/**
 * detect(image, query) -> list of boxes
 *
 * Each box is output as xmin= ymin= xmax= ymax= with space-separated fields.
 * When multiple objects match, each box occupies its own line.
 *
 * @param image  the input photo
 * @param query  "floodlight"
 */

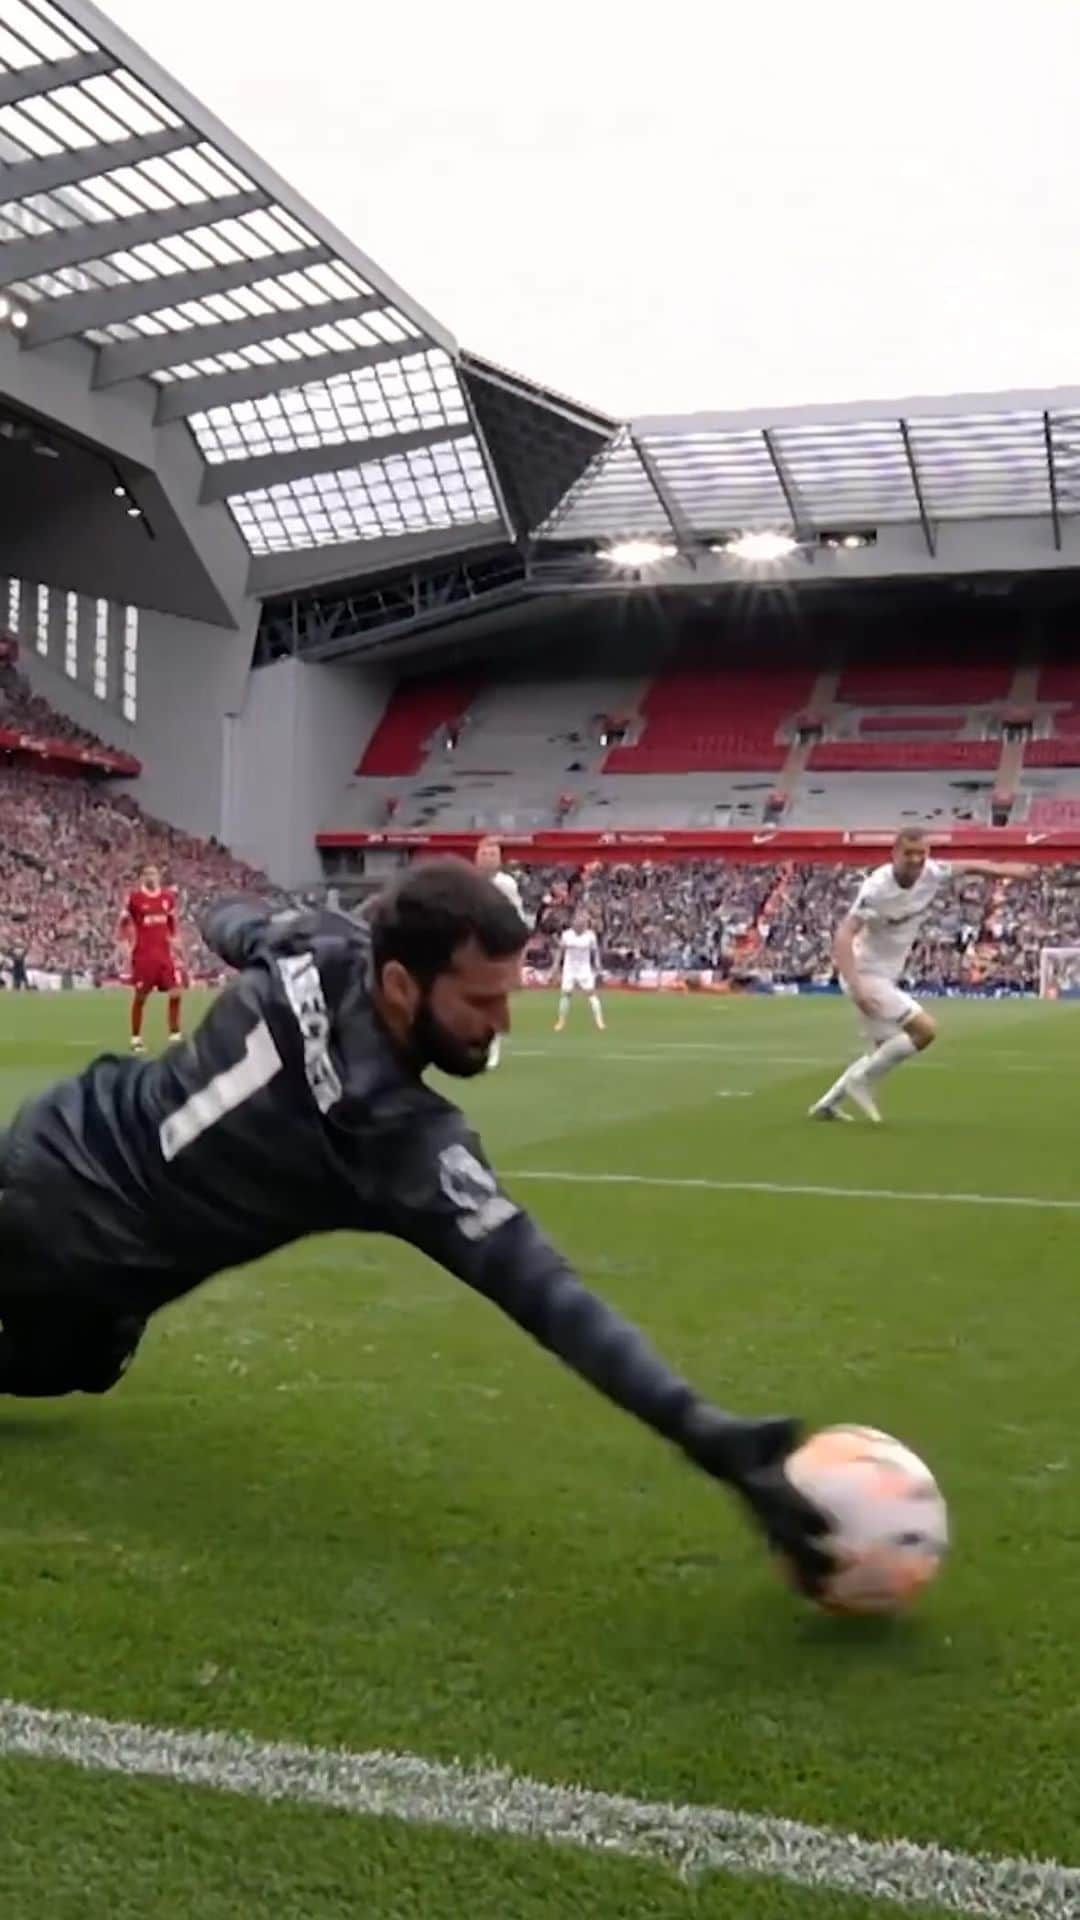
xmin=602 ymin=539 xmax=676 ymax=569
xmin=720 ymin=530 xmax=798 ymax=563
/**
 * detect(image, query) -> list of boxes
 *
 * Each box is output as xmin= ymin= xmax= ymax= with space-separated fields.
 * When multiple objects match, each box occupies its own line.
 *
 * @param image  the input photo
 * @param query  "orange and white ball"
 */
xmin=784 ymin=1424 xmax=948 ymax=1615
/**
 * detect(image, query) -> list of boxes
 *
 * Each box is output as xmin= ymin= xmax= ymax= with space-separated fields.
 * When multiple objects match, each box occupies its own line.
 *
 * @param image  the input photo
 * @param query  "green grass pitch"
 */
xmin=0 ymin=986 xmax=1078 ymax=1917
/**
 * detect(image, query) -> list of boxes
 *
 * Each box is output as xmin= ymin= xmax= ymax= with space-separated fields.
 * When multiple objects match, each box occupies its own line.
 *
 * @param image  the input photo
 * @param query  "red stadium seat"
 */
xmin=836 ymin=662 xmax=1013 ymax=704
xmin=358 ymin=676 xmax=480 ymax=777
xmin=604 ymin=660 xmax=814 ymax=773
xmin=808 ymin=740 xmax=1001 ymax=771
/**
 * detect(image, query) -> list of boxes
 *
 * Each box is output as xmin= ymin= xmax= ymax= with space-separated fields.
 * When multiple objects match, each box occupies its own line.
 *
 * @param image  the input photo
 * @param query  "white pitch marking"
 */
xmin=0 ymin=1698 xmax=1074 ymax=1918
xmin=506 ymin=1170 xmax=1080 ymax=1213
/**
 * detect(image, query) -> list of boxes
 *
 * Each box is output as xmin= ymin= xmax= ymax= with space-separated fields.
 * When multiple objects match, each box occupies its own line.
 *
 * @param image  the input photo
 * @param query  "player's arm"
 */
xmin=831 ymin=911 xmax=864 ymax=987
xmin=117 ymin=895 xmax=137 ymax=971
xmin=831 ymin=908 xmax=884 ymax=1015
xmin=201 ymin=896 xmax=275 ymax=971
xmin=373 ymin=1114 xmax=832 ymax=1590
xmin=952 ymin=860 xmax=1038 ymax=881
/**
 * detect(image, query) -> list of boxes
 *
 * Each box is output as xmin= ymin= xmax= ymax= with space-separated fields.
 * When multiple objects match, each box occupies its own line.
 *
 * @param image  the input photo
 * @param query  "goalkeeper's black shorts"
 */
xmin=0 ymin=1130 xmax=146 ymax=1398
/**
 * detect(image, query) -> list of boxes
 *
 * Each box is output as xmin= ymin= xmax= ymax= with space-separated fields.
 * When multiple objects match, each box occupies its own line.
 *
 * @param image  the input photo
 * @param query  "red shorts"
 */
xmin=132 ymin=955 xmax=179 ymax=994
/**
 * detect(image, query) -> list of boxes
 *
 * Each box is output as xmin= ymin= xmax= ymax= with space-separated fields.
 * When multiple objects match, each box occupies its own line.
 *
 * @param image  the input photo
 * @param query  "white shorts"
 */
xmin=561 ymin=971 xmax=597 ymax=994
xmin=844 ymin=976 xmax=921 ymax=1044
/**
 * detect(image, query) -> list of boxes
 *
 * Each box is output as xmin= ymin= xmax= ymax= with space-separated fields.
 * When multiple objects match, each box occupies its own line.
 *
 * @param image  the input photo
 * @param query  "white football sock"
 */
xmin=815 ymin=1032 xmax=918 ymax=1110
xmin=589 ymin=994 xmax=604 ymax=1028
xmin=860 ymin=1032 xmax=918 ymax=1083
xmin=558 ymin=993 xmax=570 ymax=1023
xmin=487 ymin=1034 xmax=501 ymax=1068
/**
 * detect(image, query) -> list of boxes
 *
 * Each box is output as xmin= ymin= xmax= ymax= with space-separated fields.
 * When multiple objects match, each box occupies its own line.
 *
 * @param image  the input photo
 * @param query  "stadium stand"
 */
xmin=835 ymin=661 xmax=1015 ymax=704
xmin=787 ymin=772 xmax=995 ymax=829
xmin=1036 ymin=664 xmax=1080 ymax=703
xmin=1026 ymin=795 xmax=1080 ymax=831
xmin=859 ymin=714 xmax=963 ymax=733
xmin=357 ymin=676 xmax=481 ymax=778
xmin=0 ymin=659 xmax=277 ymax=979
xmin=0 ymin=761 xmax=278 ymax=982
xmin=603 ymin=660 xmax=817 ymax=774
xmin=521 ymin=860 xmax=1080 ymax=996
xmin=1022 ymin=737 xmax=1080 ymax=766
xmin=807 ymin=740 xmax=1002 ymax=771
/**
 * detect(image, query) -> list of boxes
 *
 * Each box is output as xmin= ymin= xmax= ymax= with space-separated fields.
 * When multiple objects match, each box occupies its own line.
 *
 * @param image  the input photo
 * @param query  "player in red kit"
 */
xmin=120 ymin=863 xmax=184 ymax=1053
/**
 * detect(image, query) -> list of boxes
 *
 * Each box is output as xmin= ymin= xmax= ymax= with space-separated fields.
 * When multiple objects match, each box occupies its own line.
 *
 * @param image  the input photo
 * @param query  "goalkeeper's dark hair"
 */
xmin=369 ymin=857 xmax=528 ymax=989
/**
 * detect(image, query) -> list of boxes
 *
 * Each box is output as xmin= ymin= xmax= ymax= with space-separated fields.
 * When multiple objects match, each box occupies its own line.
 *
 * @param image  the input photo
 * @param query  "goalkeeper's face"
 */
xmin=413 ymin=939 xmax=522 ymax=1077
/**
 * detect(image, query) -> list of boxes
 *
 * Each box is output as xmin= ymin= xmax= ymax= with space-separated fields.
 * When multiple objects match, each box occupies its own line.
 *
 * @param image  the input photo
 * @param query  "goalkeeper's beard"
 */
xmin=411 ymin=997 xmax=493 ymax=1078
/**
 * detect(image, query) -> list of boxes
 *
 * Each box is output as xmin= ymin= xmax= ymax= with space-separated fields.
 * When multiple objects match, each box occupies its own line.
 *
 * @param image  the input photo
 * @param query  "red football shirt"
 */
xmin=126 ymin=886 xmax=177 ymax=961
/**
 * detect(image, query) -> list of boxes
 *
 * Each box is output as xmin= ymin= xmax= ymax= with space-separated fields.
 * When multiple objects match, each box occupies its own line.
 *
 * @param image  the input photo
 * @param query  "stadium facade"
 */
xmin=3 ymin=0 xmax=1080 ymax=885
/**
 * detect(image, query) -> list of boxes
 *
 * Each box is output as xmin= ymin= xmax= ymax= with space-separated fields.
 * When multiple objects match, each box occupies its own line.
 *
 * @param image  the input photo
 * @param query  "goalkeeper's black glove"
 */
xmin=680 ymin=1405 xmax=835 ymax=1597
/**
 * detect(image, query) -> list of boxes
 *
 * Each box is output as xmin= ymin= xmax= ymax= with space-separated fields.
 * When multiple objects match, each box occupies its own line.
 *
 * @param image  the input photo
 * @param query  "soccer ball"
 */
xmin=784 ymin=1424 xmax=948 ymax=1615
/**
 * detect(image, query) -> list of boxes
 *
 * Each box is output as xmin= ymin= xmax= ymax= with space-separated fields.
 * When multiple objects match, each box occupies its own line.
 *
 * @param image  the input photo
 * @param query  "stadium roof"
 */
xmin=537 ymin=395 xmax=1080 ymax=556
xmin=0 ymin=0 xmax=612 ymax=595
xmin=3 ymin=0 xmax=1080 ymax=634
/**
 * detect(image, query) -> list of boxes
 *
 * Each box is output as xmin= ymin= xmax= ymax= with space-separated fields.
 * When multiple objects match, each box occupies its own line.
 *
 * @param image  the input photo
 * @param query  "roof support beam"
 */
xmin=1044 ymin=411 xmax=1063 ymax=552
xmin=21 ymin=243 xmax=331 ymax=347
xmin=1 ymin=127 xmax=199 ymax=204
xmin=761 ymin=428 xmax=811 ymax=537
xmin=631 ymin=434 xmax=694 ymax=546
xmin=94 ymin=291 xmax=388 ymax=387
xmin=157 ymin=338 xmax=413 ymax=423
xmin=0 ymin=49 xmax=115 ymax=109
xmin=0 ymin=187 xmax=268 ymax=285
xmin=898 ymin=418 xmax=936 ymax=556
xmin=202 ymin=421 xmax=472 ymax=504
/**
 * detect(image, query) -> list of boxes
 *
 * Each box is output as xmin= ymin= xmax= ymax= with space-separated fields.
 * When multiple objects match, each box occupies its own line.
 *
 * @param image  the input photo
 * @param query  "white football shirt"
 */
xmin=561 ymin=927 xmax=599 ymax=979
xmin=849 ymin=859 xmax=953 ymax=980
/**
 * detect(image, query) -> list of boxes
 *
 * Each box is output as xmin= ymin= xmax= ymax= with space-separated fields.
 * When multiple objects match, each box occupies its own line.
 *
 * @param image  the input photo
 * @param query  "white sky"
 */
xmin=105 ymin=0 xmax=1080 ymax=421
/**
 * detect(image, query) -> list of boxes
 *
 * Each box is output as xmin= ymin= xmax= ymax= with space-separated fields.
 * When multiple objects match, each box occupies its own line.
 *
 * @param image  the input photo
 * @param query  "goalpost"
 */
xmin=1038 ymin=948 xmax=1080 ymax=999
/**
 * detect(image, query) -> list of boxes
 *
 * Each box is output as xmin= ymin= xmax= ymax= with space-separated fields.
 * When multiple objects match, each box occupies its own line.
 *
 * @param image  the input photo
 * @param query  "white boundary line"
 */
xmin=506 ymin=1171 xmax=1080 ymax=1213
xmin=0 ymin=1698 xmax=1075 ymax=1917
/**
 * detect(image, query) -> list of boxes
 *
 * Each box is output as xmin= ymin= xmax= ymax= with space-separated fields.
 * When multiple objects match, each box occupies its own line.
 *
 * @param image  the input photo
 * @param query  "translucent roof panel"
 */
xmin=0 ymin=0 xmax=96 ymax=66
xmin=5 ymin=204 xmax=319 ymax=303
xmin=537 ymin=428 xmax=668 ymax=539
xmin=771 ymin=419 xmax=916 ymax=524
xmin=906 ymin=412 xmax=1049 ymax=519
xmin=0 ymin=68 xmax=182 ymax=163
xmin=81 ymin=260 xmax=377 ymax=347
xmin=152 ymin=310 xmax=418 ymax=385
xmin=0 ymin=0 xmax=506 ymax=576
xmin=1048 ymin=412 xmax=1080 ymax=511
xmin=0 ymin=143 xmax=252 ymax=242
xmin=189 ymin=350 xmax=468 ymax=463
xmin=228 ymin=435 xmax=499 ymax=555
xmin=648 ymin=429 xmax=790 ymax=530
xmin=538 ymin=409 xmax=1080 ymax=542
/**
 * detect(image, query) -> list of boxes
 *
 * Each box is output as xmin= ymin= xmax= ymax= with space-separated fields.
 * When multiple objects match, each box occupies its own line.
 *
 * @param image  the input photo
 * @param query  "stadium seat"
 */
xmin=604 ymin=661 xmax=815 ymax=773
xmin=808 ymin=740 xmax=1001 ymax=771
xmin=836 ymin=663 xmax=1013 ymax=704
xmin=358 ymin=676 xmax=480 ymax=777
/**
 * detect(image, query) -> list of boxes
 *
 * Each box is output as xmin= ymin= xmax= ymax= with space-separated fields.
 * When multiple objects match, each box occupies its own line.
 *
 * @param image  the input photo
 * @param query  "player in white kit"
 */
xmin=475 ymin=837 xmax=530 ymax=1068
xmin=809 ymin=830 xmax=1035 ymax=1123
xmin=554 ymin=906 xmax=605 ymax=1033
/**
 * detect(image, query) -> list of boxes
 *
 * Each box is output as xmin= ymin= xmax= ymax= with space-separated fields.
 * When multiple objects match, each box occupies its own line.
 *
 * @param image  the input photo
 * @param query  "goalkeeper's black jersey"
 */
xmin=0 ymin=900 xmax=696 ymax=1443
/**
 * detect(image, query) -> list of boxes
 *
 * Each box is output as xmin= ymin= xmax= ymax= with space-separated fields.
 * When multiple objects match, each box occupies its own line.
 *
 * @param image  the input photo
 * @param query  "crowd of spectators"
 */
xmin=518 ymin=859 xmax=1080 ymax=993
xmin=0 ymin=763 xmax=279 ymax=982
xmin=5 ymin=728 xmax=1080 ymax=995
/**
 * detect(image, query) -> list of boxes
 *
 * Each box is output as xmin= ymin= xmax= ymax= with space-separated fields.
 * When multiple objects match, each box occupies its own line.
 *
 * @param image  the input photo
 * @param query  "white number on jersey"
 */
xmin=159 ymin=1019 xmax=284 ymax=1163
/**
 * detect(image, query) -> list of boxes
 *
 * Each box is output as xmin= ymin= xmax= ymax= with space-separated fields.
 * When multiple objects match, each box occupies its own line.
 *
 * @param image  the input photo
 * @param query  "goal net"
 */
xmin=1038 ymin=947 xmax=1080 ymax=999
